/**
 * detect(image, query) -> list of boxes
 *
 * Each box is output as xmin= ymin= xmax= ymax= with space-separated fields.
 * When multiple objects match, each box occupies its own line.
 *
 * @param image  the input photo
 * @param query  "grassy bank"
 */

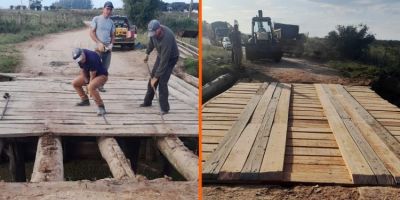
xmin=202 ymin=44 xmax=234 ymax=84
xmin=0 ymin=10 xmax=96 ymax=73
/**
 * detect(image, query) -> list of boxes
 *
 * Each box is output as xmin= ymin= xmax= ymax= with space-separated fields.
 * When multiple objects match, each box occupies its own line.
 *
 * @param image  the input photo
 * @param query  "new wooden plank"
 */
xmin=202 ymin=83 xmax=269 ymax=179
xmin=324 ymin=85 xmax=394 ymax=185
xmin=287 ymin=132 xmax=336 ymax=140
xmin=284 ymin=155 xmax=345 ymax=166
xmin=283 ymin=172 xmax=353 ymax=184
xmin=286 ymin=147 xmax=341 ymax=156
xmin=240 ymin=84 xmax=282 ymax=180
xmin=218 ymin=83 xmax=279 ymax=180
xmin=287 ymin=139 xmax=338 ymax=148
xmin=259 ymin=83 xmax=291 ymax=180
xmin=315 ymin=84 xmax=376 ymax=184
xmin=335 ymin=85 xmax=400 ymax=183
xmin=219 ymin=124 xmax=261 ymax=180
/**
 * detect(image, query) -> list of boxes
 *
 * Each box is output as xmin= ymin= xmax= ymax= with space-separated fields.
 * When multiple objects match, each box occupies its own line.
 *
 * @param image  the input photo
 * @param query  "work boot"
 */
xmin=161 ymin=110 xmax=169 ymax=115
xmin=98 ymin=86 xmax=106 ymax=92
xmin=139 ymin=103 xmax=152 ymax=107
xmin=76 ymin=99 xmax=90 ymax=106
xmin=97 ymin=105 xmax=106 ymax=116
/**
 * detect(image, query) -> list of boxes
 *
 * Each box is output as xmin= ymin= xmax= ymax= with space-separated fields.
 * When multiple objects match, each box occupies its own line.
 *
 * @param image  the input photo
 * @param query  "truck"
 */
xmin=29 ymin=0 xmax=42 ymax=11
xmin=245 ymin=10 xmax=283 ymax=62
xmin=210 ymin=21 xmax=231 ymax=46
xmin=110 ymin=15 xmax=137 ymax=50
xmin=274 ymin=23 xmax=305 ymax=56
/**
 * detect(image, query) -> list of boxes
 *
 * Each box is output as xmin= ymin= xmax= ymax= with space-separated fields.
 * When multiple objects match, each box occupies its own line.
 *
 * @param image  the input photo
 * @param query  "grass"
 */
xmin=327 ymin=60 xmax=381 ymax=79
xmin=183 ymin=57 xmax=198 ymax=77
xmin=202 ymin=44 xmax=235 ymax=84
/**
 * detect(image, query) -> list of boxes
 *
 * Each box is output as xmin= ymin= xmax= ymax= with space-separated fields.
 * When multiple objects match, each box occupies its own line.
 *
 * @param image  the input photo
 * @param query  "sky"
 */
xmin=203 ymin=0 xmax=400 ymax=40
xmin=1 ymin=0 xmax=195 ymax=9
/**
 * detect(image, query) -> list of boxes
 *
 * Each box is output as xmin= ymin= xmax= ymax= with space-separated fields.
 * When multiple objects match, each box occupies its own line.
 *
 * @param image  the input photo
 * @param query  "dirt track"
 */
xmin=16 ymin=24 xmax=156 ymax=80
xmin=240 ymin=57 xmax=371 ymax=85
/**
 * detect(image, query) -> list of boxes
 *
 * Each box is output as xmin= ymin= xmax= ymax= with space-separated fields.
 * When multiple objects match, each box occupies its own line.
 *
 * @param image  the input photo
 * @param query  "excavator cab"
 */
xmin=245 ymin=10 xmax=283 ymax=62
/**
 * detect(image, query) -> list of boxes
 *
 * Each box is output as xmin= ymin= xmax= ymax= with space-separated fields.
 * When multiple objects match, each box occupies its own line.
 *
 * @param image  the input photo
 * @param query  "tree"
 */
xmin=123 ymin=0 xmax=161 ymax=28
xmin=327 ymin=24 xmax=375 ymax=60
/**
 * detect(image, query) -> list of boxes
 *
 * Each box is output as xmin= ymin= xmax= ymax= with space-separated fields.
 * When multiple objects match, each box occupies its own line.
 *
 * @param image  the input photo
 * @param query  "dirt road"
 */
xmin=240 ymin=57 xmax=370 ymax=85
xmin=16 ymin=25 xmax=154 ymax=80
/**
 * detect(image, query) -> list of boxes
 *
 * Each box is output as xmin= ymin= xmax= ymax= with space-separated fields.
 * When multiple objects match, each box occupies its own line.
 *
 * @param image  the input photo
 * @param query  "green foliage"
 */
xmin=158 ymin=12 xmax=197 ymax=32
xmin=327 ymin=60 xmax=380 ymax=78
xmin=123 ymin=0 xmax=161 ymax=28
xmin=202 ymin=44 xmax=234 ymax=84
xmin=327 ymin=24 xmax=375 ymax=60
xmin=0 ymin=10 xmax=89 ymax=73
xmin=183 ymin=58 xmax=198 ymax=77
xmin=303 ymin=37 xmax=338 ymax=60
xmin=52 ymin=0 xmax=93 ymax=9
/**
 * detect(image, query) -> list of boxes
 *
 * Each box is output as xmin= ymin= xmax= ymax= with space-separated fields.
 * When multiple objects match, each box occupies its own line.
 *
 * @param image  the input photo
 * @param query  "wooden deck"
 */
xmin=0 ymin=76 xmax=198 ymax=137
xmin=202 ymin=82 xmax=400 ymax=185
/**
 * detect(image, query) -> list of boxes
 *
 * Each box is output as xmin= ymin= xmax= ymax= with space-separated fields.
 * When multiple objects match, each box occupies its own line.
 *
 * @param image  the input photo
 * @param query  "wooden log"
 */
xmin=31 ymin=136 xmax=63 ymax=182
xmin=6 ymin=139 xmax=26 ymax=182
xmin=203 ymin=73 xmax=237 ymax=103
xmin=97 ymin=137 xmax=136 ymax=179
xmin=155 ymin=136 xmax=198 ymax=181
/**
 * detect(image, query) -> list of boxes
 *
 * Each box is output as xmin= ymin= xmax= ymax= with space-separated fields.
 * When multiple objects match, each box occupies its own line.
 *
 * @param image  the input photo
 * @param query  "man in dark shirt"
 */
xmin=229 ymin=23 xmax=243 ymax=69
xmin=72 ymin=48 xmax=108 ymax=115
xmin=141 ymin=19 xmax=179 ymax=115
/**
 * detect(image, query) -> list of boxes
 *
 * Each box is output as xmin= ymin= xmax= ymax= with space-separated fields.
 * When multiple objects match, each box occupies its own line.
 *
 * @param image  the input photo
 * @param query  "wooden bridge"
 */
xmin=0 ymin=73 xmax=198 ymax=185
xmin=202 ymin=82 xmax=400 ymax=185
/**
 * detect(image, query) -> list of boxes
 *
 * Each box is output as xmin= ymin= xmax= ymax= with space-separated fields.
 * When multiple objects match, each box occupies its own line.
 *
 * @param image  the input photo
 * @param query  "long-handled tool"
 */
xmin=85 ymin=85 xmax=110 ymax=125
xmin=146 ymin=63 xmax=165 ymax=122
xmin=1 ymin=93 xmax=10 ymax=120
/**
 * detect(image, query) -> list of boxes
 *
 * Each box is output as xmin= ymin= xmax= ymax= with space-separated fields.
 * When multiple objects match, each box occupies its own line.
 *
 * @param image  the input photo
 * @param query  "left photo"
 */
xmin=0 ymin=0 xmax=199 ymax=199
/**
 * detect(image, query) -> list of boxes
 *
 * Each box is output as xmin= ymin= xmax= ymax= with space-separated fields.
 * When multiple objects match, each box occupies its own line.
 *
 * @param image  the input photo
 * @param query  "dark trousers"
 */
xmin=144 ymin=56 xmax=178 ymax=112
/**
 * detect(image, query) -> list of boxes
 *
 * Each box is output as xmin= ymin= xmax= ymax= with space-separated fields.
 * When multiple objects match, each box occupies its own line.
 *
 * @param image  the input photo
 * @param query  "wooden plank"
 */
xmin=218 ymin=83 xmax=278 ymax=180
xmin=288 ymin=132 xmax=336 ymax=140
xmin=323 ymin=85 xmax=394 ymax=185
xmin=202 ymin=83 xmax=269 ymax=179
xmin=315 ymin=84 xmax=376 ymax=184
xmin=335 ymin=85 xmax=400 ymax=183
xmin=283 ymin=172 xmax=353 ymax=184
xmin=259 ymin=83 xmax=291 ymax=180
xmin=284 ymin=155 xmax=345 ymax=166
xmin=286 ymin=147 xmax=341 ymax=156
xmin=218 ymin=124 xmax=261 ymax=180
xmin=240 ymin=84 xmax=282 ymax=180
xmin=287 ymin=139 xmax=338 ymax=148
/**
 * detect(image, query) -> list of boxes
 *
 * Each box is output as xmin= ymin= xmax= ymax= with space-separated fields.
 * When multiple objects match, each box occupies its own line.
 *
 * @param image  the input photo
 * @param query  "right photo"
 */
xmin=201 ymin=0 xmax=400 ymax=199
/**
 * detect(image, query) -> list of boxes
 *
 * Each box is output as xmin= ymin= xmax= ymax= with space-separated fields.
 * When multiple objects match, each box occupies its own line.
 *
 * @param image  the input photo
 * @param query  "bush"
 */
xmin=183 ymin=58 xmax=198 ymax=77
xmin=327 ymin=24 xmax=375 ymax=60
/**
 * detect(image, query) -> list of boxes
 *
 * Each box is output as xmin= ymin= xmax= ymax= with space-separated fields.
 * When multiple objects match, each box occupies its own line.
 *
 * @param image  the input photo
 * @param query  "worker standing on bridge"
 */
xmin=229 ymin=20 xmax=243 ymax=69
xmin=141 ymin=19 xmax=179 ymax=115
xmin=89 ymin=1 xmax=115 ymax=92
xmin=72 ymin=48 xmax=108 ymax=116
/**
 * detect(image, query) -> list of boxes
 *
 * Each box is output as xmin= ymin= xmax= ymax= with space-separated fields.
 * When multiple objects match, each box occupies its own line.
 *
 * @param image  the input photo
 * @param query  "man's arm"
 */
xmin=144 ymin=38 xmax=155 ymax=63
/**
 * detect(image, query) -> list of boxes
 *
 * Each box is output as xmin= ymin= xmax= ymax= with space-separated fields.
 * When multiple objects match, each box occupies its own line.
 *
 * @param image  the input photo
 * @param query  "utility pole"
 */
xmin=188 ymin=0 xmax=193 ymax=18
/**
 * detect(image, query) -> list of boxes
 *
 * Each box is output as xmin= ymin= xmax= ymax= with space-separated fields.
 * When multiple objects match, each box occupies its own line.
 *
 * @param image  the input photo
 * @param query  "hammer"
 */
xmin=1 ymin=93 xmax=10 ymax=120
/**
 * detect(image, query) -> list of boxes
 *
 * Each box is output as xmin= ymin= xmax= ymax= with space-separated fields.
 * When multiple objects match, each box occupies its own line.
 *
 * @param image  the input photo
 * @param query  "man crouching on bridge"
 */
xmin=72 ymin=48 xmax=108 ymax=116
xmin=141 ymin=19 xmax=179 ymax=115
